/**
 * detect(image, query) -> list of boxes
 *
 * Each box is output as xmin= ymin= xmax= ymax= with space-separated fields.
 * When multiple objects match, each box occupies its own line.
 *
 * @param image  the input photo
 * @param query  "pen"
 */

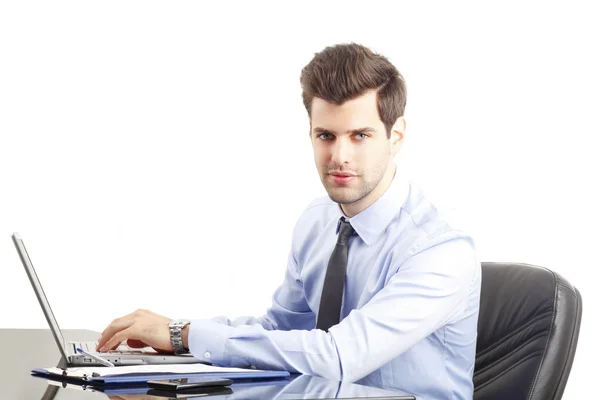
xmin=76 ymin=348 xmax=115 ymax=367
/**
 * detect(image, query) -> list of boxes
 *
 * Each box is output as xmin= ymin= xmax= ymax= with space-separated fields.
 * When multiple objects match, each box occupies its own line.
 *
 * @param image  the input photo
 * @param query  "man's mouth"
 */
xmin=330 ymin=172 xmax=357 ymax=177
xmin=329 ymin=172 xmax=357 ymax=184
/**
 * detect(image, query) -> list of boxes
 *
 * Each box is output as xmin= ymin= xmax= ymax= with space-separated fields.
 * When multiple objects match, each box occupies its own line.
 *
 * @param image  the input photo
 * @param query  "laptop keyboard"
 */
xmin=77 ymin=341 xmax=155 ymax=355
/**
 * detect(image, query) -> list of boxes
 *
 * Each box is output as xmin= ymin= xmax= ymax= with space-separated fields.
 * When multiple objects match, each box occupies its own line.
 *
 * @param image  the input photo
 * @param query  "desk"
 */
xmin=0 ymin=329 xmax=415 ymax=399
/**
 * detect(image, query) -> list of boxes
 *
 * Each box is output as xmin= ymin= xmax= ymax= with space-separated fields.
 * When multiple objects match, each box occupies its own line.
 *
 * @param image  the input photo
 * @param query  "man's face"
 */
xmin=310 ymin=90 xmax=398 ymax=209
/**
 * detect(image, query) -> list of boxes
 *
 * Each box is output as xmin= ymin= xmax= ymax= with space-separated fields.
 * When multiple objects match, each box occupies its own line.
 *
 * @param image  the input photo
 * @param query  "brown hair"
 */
xmin=300 ymin=43 xmax=407 ymax=138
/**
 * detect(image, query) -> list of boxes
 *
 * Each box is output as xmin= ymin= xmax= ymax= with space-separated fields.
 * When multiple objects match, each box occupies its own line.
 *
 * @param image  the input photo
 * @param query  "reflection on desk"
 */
xmin=41 ymin=374 xmax=415 ymax=399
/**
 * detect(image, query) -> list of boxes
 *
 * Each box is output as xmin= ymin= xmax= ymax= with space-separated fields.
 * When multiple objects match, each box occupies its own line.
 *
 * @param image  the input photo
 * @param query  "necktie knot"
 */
xmin=337 ymin=219 xmax=355 ymax=244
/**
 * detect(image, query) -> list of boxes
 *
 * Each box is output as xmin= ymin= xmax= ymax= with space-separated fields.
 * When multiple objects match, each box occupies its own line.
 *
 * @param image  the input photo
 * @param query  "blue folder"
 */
xmin=32 ymin=367 xmax=290 ymax=385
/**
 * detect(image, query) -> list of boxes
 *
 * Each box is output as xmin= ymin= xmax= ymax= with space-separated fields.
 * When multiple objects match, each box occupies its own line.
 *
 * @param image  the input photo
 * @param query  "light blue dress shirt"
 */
xmin=189 ymin=168 xmax=482 ymax=400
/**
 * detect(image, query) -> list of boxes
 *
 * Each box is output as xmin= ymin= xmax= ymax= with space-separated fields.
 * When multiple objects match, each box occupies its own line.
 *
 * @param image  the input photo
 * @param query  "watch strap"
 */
xmin=169 ymin=319 xmax=191 ymax=354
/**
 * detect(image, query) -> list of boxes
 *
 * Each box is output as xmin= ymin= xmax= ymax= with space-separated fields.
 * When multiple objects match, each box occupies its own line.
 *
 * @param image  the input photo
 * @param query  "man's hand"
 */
xmin=96 ymin=309 xmax=173 ymax=353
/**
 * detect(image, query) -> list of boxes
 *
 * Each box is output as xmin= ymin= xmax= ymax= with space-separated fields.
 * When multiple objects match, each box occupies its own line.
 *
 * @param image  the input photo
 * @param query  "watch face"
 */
xmin=170 ymin=319 xmax=190 ymax=328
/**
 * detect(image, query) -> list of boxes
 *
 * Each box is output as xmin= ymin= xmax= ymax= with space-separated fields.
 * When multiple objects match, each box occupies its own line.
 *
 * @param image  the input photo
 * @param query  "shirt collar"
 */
xmin=335 ymin=164 xmax=410 ymax=246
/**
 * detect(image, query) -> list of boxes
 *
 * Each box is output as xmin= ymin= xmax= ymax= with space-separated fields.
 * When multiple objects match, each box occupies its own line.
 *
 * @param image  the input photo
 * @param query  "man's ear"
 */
xmin=390 ymin=116 xmax=406 ymax=154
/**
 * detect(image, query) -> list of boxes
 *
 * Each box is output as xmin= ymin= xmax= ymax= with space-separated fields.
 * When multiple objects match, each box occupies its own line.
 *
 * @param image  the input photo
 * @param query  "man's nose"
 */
xmin=331 ymin=139 xmax=353 ymax=166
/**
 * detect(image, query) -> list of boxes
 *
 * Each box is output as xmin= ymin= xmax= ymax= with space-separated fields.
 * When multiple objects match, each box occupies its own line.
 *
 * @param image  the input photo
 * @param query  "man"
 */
xmin=97 ymin=43 xmax=481 ymax=399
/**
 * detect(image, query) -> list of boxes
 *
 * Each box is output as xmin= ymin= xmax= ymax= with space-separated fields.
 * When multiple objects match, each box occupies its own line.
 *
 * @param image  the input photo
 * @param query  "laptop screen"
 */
xmin=12 ymin=233 xmax=69 ymax=363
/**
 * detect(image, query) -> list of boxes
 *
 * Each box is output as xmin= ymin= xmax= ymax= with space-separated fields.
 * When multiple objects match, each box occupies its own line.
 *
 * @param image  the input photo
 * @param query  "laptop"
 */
xmin=12 ymin=232 xmax=202 ymax=367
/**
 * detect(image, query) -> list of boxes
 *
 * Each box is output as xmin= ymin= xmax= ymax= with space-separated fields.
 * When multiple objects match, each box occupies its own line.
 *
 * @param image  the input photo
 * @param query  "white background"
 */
xmin=1 ymin=1 xmax=597 ymax=397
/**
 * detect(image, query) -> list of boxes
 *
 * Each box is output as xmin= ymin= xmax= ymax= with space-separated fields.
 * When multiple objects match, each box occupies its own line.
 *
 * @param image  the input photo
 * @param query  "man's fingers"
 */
xmin=100 ymin=328 xmax=133 ymax=352
xmin=96 ymin=309 xmax=171 ymax=352
xmin=97 ymin=318 xmax=134 ymax=351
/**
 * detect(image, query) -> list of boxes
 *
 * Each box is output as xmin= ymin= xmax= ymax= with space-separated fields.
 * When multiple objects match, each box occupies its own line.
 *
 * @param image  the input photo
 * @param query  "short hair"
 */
xmin=300 ymin=43 xmax=407 ymax=138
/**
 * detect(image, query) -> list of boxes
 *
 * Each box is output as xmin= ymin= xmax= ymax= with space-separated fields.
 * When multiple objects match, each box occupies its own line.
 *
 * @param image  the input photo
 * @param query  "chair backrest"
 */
xmin=474 ymin=262 xmax=582 ymax=400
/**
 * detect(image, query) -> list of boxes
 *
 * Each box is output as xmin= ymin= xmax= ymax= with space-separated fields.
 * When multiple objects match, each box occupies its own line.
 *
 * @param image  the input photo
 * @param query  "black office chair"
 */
xmin=474 ymin=262 xmax=582 ymax=400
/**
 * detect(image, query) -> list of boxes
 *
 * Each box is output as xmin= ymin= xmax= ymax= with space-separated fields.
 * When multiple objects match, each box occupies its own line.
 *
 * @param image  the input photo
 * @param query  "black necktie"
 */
xmin=316 ymin=217 xmax=355 ymax=331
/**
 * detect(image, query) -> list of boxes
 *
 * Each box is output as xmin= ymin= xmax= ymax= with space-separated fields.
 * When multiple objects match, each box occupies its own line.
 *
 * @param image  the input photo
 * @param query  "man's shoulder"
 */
xmin=295 ymin=195 xmax=338 ymax=221
xmin=289 ymin=195 xmax=337 ymax=240
xmin=303 ymin=195 xmax=336 ymax=212
xmin=395 ymin=181 xmax=477 ymax=255
xmin=401 ymin=183 xmax=453 ymax=237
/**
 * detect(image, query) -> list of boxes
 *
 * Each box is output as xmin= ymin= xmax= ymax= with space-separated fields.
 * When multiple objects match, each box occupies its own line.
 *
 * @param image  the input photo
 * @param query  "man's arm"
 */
xmin=96 ymin=246 xmax=313 ymax=353
xmin=186 ymin=235 xmax=478 ymax=382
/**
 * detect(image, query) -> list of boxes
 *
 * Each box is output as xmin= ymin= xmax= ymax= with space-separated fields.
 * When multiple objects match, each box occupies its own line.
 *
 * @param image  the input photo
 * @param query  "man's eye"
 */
xmin=355 ymin=133 xmax=367 ymax=140
xmin=318 ymin=133 xmax=333 ymax=140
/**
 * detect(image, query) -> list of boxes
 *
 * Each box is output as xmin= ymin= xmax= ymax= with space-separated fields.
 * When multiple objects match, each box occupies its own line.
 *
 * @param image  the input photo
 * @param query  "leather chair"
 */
xmin=474 ymin=262 xmax=582 ymax=400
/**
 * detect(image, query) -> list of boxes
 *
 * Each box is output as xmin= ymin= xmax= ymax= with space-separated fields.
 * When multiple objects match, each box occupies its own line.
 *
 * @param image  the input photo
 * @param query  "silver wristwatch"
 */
xmin=169 ymin=319 xmax=191 ymax=354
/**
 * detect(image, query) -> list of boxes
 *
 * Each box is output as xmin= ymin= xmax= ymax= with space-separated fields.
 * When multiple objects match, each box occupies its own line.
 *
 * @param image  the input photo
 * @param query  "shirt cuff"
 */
xmin=188 ymin=319 xmax=234 ymax=366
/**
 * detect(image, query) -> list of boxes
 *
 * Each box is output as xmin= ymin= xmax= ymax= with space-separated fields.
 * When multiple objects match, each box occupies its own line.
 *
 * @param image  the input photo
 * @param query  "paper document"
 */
xmin=44 ymin=363 xmax=270 ymax=378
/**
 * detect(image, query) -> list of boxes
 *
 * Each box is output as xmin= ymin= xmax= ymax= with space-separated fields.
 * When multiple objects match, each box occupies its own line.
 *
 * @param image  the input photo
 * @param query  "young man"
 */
xmin=97 ymin=43 xmax=481 ymax=399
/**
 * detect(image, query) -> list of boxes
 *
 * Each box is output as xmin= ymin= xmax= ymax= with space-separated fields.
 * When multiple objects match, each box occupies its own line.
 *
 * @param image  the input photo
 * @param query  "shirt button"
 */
xmin=204 ymin=351 xmax=211 ymax=358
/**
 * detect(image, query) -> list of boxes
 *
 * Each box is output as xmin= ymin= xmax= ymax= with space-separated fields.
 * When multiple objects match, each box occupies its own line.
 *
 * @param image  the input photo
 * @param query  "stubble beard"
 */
xmin=321 ymin=158 xmax=389 ymax=206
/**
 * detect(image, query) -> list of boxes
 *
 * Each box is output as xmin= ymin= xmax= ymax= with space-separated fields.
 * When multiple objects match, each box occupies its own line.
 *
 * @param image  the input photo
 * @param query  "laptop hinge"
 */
xmin=57 ymin=355 xmax=68 ymax=369
xmin=56 ymin=343 xmax=75 ymax=369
